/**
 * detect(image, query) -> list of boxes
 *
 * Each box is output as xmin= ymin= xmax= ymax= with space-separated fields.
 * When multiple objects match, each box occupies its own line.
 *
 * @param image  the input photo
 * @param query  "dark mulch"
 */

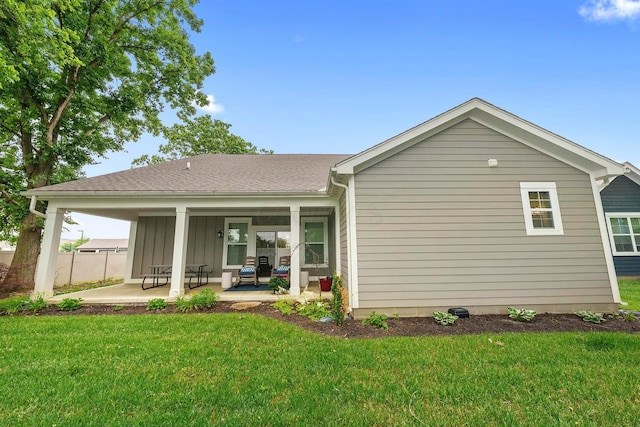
xmin=11 ymin=301 xmax=640 ymax=338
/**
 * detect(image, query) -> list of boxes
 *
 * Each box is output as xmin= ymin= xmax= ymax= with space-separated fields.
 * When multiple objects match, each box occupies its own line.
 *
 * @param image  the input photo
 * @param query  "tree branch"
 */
xmin=84 ymin=113 xmax=111 ymax=136
xmin=0 ymin=185 xmax=22 ymax=208
xmin=109 ymin=0 xmax=165 ymax=44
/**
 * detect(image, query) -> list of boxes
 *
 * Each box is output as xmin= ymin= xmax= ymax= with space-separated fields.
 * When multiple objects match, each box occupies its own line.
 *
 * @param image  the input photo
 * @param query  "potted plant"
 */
xmin=319 ymin=276 xmax=333 ymax=292
xmin=268 ymin=276 xmax=289 ymax=294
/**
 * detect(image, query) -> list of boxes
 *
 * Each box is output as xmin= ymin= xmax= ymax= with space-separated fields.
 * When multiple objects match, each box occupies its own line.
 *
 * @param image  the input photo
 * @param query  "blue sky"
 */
xmin=68 ymin=0 xmax=640 ymax=240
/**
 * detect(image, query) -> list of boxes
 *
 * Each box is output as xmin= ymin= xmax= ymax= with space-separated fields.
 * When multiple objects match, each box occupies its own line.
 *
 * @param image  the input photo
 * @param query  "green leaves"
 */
xmin=132 ymin=115 xmax=272 ymax=166
xmin=0 ymin=0 xmax=215 ymax=288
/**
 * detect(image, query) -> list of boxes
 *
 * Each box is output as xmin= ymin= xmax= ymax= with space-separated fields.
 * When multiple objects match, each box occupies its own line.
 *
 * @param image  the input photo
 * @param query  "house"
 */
xmin=600 ymin=162 xmax=640 ymax=277
xmin=77 ymin=238 xmax=129 ymax=253
xmin=27 ymin=98 xmax=626 ymax=317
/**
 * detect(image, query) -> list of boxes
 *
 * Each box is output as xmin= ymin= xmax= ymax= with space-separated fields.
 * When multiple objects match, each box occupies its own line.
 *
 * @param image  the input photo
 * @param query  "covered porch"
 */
xmin=33 ymin=199 xmax=343 ymax=302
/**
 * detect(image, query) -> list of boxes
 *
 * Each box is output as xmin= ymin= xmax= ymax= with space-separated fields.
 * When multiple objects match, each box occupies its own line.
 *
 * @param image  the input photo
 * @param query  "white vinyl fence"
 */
xmin=0 ymin=251 xmax=126 ymax=286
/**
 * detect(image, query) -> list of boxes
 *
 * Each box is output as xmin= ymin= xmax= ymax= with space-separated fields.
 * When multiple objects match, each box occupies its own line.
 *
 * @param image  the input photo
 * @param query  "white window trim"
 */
xmin=301 ymin=217 xmax=329 ymax=268
xmin=519 ymin=182 xmax=564 ymax=236
xmin=605 ymin=213 xmax=640 ymax=256
xmin=223 ymin=217 xmax=252 ymax=269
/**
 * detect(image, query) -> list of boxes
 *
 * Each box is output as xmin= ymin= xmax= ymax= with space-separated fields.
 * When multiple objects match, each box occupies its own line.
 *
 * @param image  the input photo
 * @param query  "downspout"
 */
xmin=30 ymin=196 xmax=47 ymax=219
xmin=330 ymin=174 xmax=354 ymax=311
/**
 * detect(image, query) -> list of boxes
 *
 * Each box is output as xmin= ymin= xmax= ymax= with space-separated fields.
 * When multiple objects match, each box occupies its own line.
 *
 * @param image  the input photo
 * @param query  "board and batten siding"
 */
xmin=131 ymin=216 xmax=224 ymax=278
xmin=601 ymin=175 xmax=640 ymax=276
xmin=352 ymin=119 xmax=615 ymax=316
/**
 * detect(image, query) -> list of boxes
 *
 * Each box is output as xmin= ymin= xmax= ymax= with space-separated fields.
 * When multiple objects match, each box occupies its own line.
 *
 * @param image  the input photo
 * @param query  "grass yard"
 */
xmin=1 ymin=313 xmax=639 ymax=426
xmin=619 ymin=279 xmax=640 ymax=310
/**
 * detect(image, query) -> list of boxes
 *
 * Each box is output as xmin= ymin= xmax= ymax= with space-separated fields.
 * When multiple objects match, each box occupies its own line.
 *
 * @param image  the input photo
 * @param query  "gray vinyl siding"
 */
xmin=601 ymin=175 xmax=640 ymax=276
xmin=353 ymin=119 xmax=613 ymax=311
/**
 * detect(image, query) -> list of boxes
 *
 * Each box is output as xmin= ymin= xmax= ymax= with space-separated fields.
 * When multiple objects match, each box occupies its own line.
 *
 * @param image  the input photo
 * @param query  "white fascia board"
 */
xmin=622 ymin=162 xmax=640 ymax=187
xmin=334 ymin=99 xmax=479 ymax=175
xmin=471 ymin=108 xmax=625 ymax=178
xmin=334 ymin=98 xmax=625 ymax=179
xmin=37 ymin=195 xmax=340 ymax=211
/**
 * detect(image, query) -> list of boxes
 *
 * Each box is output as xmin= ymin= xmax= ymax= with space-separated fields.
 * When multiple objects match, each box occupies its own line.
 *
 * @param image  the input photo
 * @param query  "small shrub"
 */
xmin=113 ymin=305 xmax=124 ymax=312
xmin=362 ymin=312 xmax=388 ymax=330
xmin=433 ymin=311 xmax=458 ymax=326
xmin=507 ymin=306 xmax=536 ymax=322
xmin=297 ymin=300 xmax=331 ymax=321
xmin=58 ymin=298 xmax=83 ymax=311
xmin=268 ymin=277 xmax=289 ymax=293
xmin=147 ymin=298 xmax=168 ymax=311
xmin=272 ymin=299 xmax=296 ymax=315
xmin=576 ymin=310 xmax=605 ymax=324
xmin=331 ymin=274 xmax=347 ymax=326
xmin=24 ymin=294 xmax=49 ymax=312
xmin=175 ymin=295 xmax=194 ymax=312
xmin=190 ymin=289 xmax=218 ymax=310
xmin=0 ymin=296 xmax=29 ymax=315
xmin=622 ymin=311 xmax=638 ymax=322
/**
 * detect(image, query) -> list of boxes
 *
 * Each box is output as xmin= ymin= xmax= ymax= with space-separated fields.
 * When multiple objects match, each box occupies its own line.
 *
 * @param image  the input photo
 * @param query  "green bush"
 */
xmin=0 ymin=296 xmax=29 ymax=315
xmin=362 ymin=312 xmax=388 ymax=330
xmin=190 ymin=289 xmax=218 ymax=310
xmin=576 ymin=310 xmax=605 ymax=324
xmin=507 ymin=306 xmax=536 ymax=322
xmin=433 ymin=311 xmax=458 ymax=326
xmin=146 ymin=298 xmax=168 ymax=311
xmin=23 ymin=294 xmax=49 ymax=312
xmin=272 ymin=299 xmax=296 ymax=315
xmin=297 ymin=300 xmax=331 ymax=321
xmin=175 ymin=296 xmax=193 ymax=313
xmin=622 ymin=311 xmax=637 ymax=322
xmin=268 ymin=277 xmax=289 ymax=292
xmin=113 ymin=305 xmax=124 ymax=312
xmin=58 ymin=298 xmax=83 ymax=311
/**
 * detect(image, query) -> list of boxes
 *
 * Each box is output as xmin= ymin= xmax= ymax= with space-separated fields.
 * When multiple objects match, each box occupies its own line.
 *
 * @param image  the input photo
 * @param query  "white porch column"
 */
xmin=124 ymin=220 xmax=137 ymax=283
xmin=33 ymin=206 xmax=65 ymax=298
xmin=169 ymin=207 xmax=189 ymax=298
xmin=289 ymin=205 xmax=301 ymax=296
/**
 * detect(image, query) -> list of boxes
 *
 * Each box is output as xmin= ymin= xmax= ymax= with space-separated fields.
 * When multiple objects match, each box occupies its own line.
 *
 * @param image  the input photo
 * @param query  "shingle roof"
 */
xmin=32 ymin=154 xmax=352 ymax=195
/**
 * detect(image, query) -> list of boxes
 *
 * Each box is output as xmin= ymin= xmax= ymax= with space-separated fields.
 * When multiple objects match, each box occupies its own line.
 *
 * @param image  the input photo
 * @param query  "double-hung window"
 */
xmin=606 ymin=215 xmax=640 ymax=255
xmin=224 ymin=218 xmax=250 ymax=267
xmin=519 ymin=182 xmax=564 ymax=236
xmin=302 ymin=218 xmax=328 ymax=267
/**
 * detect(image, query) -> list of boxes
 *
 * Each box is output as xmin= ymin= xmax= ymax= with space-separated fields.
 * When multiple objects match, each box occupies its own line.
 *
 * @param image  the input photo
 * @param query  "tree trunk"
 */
xmin=1 ymin=212 xmax=43 ymax=296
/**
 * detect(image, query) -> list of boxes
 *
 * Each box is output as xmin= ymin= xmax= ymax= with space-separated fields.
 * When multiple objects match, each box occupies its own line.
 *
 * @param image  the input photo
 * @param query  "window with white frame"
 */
xmin=607 ymin=215 xmax=640 ymax=255
xmin=224 ymin=218 xmax=250 ymax=267
xmin=519 ymin=182 xmax=564 ymax=236
xmin=302 ymin=218 xmax=328 ymax=267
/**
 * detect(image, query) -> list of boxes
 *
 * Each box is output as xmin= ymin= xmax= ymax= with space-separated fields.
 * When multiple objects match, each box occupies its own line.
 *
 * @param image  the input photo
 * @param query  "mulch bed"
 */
xmin=11 ymin=301 xmax=640 ymax=339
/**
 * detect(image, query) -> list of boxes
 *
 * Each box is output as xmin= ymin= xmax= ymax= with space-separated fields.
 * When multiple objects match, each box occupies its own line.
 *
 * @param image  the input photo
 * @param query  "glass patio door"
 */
xmin=255 ymin=230 xmax=290 ymax=275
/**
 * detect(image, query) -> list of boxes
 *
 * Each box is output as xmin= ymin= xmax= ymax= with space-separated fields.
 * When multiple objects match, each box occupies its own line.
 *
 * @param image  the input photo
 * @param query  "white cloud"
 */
xmin=579 ymin=0 xmax=640 ymax=21
xmin=198 ymin=94 xmax=224 ymax=114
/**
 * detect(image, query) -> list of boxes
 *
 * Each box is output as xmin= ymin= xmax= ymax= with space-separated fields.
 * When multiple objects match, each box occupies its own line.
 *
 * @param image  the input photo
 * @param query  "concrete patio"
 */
xmin=48 ymin=281 xmax=329 ymax=305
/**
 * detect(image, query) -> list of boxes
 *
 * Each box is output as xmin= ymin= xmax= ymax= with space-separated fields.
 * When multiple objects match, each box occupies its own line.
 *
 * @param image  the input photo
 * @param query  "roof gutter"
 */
xmin=29 ymin=195 xmax=47 ymax=219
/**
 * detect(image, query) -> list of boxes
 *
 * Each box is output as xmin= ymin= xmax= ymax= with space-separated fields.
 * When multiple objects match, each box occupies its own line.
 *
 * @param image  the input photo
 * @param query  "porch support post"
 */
xmin=289 ymin=205 xmax=301 ymax=296
xmin=124 ymin=220 xmax=137 ymax=283
xmin=169 ymin=207 xmax=189 ymax=298
xmin=33 ymin=206 xmax=64 ymax=298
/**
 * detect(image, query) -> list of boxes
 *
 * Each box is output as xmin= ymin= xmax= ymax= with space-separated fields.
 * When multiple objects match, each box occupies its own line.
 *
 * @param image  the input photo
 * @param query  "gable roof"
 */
xmin=600 ymin=161 xmax=640 ymax=190
xmin=29 ymin=154 xmax=351 ymax=198
xmin=332 ymin=98 xmax=625 ymax=180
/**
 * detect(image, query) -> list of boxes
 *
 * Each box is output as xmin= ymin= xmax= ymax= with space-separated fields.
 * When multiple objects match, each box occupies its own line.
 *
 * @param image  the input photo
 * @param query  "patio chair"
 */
xmin=270 ymin=256 xmax=291 ymax=283
xmin=257 ymin=255 xmax=272 ymax=277
xmin=233 ymin=256 xmax=259 ymax=287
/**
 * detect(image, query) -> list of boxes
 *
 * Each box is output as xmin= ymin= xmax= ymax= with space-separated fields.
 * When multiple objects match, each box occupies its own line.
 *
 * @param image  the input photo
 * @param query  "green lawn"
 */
xmin=619 ymin=279 xmax=640 ymax=310
xmin=1 ymin=313 xmax=639 ymax=426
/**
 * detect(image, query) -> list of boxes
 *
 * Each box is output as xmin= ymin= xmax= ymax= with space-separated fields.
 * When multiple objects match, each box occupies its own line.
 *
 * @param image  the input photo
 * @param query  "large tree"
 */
xmin=132 ymin=114 xmax=272 ymax=166
xmin=0 ymin=0 xmax=214 ymax=294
